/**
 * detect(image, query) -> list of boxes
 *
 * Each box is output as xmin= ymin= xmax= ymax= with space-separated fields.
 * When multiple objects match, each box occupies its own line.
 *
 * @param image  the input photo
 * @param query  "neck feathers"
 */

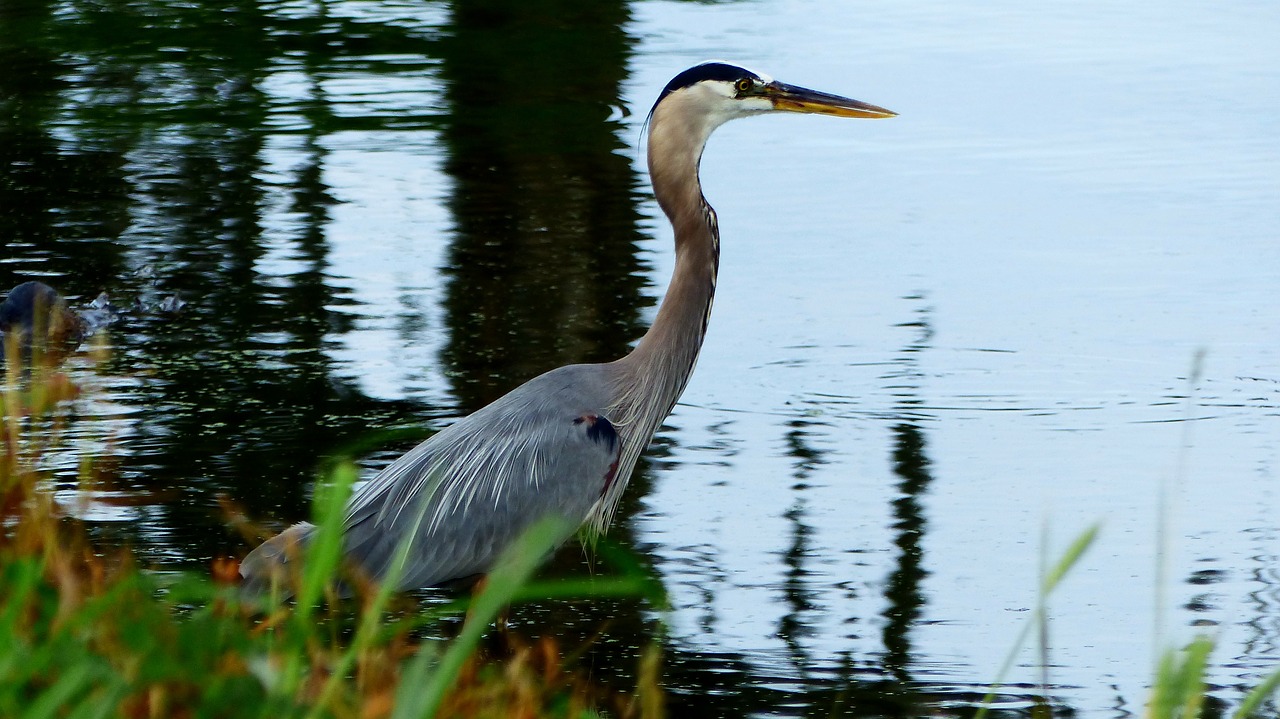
xmin=590 ymin=93 xmax=723 ymax=531
xmin=622 ymin=89 xmax=723 ymax=405
xmin=631 ymin=87 xmax=724 ymax=373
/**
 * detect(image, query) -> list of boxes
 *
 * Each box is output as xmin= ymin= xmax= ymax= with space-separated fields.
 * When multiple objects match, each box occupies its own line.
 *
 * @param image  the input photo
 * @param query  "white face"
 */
xmin=678 ymin=77 xmax=776 ymax=130
xmin=647 ymin=65 xmax=783 ymax=153
xmin=701 ymin=63 xmax=775 ymax=112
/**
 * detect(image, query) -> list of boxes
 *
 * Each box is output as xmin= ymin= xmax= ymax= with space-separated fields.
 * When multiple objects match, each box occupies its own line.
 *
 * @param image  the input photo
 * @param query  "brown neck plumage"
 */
xmin=617 ymin=92 xmax=721 ymax=421
xmin=590 ymin=94 xmax=722 ymax=532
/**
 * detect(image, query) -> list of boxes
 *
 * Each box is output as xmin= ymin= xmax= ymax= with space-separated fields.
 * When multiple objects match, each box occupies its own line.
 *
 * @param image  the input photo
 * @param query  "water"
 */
xmin=3 ymin=0 xmax=1279 ymax=715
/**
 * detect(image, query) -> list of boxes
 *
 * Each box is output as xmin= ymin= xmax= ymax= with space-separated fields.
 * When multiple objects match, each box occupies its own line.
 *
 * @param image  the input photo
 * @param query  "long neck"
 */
xmin=614 ymin=99 xmax=721 ymax=422
xmin=589 ymin=95 xmax=724 ymax=533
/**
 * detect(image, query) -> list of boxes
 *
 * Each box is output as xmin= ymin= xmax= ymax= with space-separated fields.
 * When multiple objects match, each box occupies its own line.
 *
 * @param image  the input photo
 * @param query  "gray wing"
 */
xmin=341 ymin=364 xmax=622 ymax=590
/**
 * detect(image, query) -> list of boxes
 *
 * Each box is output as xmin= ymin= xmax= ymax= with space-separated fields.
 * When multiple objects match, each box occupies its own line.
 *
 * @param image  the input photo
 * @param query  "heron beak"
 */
xmin=763 ymin=81 xmax=896 ymax=119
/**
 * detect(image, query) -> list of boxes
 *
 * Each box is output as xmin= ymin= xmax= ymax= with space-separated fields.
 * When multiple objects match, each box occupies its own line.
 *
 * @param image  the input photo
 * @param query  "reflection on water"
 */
xmin=3 ymin=0 xmax=1279 ymax=716
xmin=881 ymin=297 xmax=934 ymax=683
xmin=437 ymin=1 xmax=646 ymax=410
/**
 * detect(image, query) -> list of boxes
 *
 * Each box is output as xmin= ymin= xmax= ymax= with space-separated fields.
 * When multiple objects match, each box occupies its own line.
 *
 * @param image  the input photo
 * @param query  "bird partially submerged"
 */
xmin=240 ymin=62 xmax=894 ymax=594
xmin=0 ymin=281 xmax=124 ymax=364
xmin=1 ymin=281 xmax=89 ymax=362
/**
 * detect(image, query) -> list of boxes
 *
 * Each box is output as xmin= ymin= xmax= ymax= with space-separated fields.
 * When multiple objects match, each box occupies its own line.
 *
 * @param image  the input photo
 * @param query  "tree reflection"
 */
xmin=0 ymin=1 xmax=1057 ymax=716
xmin=436 ymin=1 xmax=647 ymax=412
xmin=428 ymin=0 xmax=670 ymax=696
xmin=0 ymin=0 xmax=446 ymax=560
xmin=777 ymin=418 xmax=827 ymax=667
xmin=0 ymin=0 xmax=130 ymax=293
xmin=880 ymin=295 xmax=935 ymax=682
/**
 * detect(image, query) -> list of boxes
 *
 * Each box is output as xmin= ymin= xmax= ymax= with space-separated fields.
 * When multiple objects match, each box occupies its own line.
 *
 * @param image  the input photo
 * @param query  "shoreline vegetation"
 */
xmin=2 ymin=333 xmax=1276 ymax=718
xmin=1 ymin=339 xmax=665 ymax=718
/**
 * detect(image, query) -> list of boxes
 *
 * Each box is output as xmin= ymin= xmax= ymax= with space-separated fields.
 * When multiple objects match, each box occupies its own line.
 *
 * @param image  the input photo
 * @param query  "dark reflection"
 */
xmin=1185 ymin=565 xmax=1225 ymax=615
xmin=877 ymin=295 xmax=937 ymax=710
xmin=776 ymin=418 xmax=827 ymax=666
xmin=425 ymin=0 xmax=671 ymax=700
xmin=883 ymin=419 xmax=930 ymax=678
xmin=0 ymin=0 xmax=447 ymax=562
xmin=879 ymin=297 xmax=936 ymax=681
xmin=1 ymin=0 xmax=1136 ymax=716
xmin=436 ymin=1 xmax=647 ymax=411
xmin=793 ymin=294 xmax=940 ymax=716
xmin=0 ymin=0 xmax=131 ymax=293
xmin=741 ymin=296 xmax=946 ymax=718
xmin=1241 ymin=528 xmax=1280 ymax=706
xmin=77 ymin=5 xmax=402 ymax=560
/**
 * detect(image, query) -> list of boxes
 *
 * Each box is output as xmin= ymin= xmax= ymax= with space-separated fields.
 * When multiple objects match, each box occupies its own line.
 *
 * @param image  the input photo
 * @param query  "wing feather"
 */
xmin=340 ymin=365 xmax=622 ymax=589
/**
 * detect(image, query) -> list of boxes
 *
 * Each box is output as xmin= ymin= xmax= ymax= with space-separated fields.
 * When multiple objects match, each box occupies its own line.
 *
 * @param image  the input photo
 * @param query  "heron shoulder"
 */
xmin=344 ymin=362 xmax=621 ymax=525
xmin=338 ymin=362 xmax=625 ymax=587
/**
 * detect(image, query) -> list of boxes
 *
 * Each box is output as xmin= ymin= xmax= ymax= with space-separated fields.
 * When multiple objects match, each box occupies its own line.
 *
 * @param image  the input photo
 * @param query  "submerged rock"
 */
xmin=79 ymin=292 xmax=122 ymax=337
xmin=157 ymin=294 xmax=186 ymax=315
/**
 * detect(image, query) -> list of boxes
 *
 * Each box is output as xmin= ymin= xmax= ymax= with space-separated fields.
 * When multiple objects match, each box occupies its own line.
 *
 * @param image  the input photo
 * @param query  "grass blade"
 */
xmin=1235 ymin=667 xmax=1280 ymax=718
xmin=23 ymin=664 xmax=94 ymax=719
xmin=1041 ymin=523 xmax=1099 ymax=595
xmin=1148 ymin=636 xmax=1213 ymax=719
xmin=394 ymin=515 xmax=576 ymax=719
xmin=296 ymin=461 xmax=357 ymax=614
xmin=974 ymin=522 xmax=1099 ymax=719
xmin=389 ymin=640 xmax=443 ymax=719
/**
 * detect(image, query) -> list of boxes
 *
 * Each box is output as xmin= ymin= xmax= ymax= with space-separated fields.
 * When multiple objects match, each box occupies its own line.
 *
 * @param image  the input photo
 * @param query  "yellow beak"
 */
xmin=764 ymin=81 xmax=896 ymax=119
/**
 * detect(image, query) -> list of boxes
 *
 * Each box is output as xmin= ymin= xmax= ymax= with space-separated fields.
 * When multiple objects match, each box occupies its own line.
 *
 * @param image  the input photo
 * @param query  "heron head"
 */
xmin=649 ymin=61 xmax=896 ymax=132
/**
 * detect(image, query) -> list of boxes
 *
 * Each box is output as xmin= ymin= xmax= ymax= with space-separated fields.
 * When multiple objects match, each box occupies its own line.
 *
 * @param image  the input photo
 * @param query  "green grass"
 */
xmin=970 ymin=528 xmax=1280 ymax=718
xmin=972 ymin=352 xmax=1280 ymax=719
xmin=0 ymin=345 xmax=667 ymax=719
xmin=6 ymin=333 xmax=1278 ymax=719
xmin=972 ymin=522 xmax=1100 ymax=719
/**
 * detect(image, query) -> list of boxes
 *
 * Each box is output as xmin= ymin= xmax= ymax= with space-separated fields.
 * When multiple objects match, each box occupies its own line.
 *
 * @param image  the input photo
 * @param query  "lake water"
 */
xmin=3 ymin=0 xmax=1278 ymax=716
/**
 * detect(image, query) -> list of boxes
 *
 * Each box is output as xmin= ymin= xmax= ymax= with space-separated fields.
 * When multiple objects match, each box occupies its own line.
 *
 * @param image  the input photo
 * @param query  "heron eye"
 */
xmin=734 ymin=78 xmax=753 ymax=95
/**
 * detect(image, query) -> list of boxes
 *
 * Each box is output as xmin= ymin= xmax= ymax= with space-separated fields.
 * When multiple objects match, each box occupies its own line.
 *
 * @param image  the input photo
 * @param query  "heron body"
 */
xmin=240 ymin=62 xmax=894 ymax=592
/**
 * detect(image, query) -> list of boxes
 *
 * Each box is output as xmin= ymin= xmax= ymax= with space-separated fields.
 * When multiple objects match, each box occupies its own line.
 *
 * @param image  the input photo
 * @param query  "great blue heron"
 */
xmin=240 ymin=61 xmax=894 ymax=592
